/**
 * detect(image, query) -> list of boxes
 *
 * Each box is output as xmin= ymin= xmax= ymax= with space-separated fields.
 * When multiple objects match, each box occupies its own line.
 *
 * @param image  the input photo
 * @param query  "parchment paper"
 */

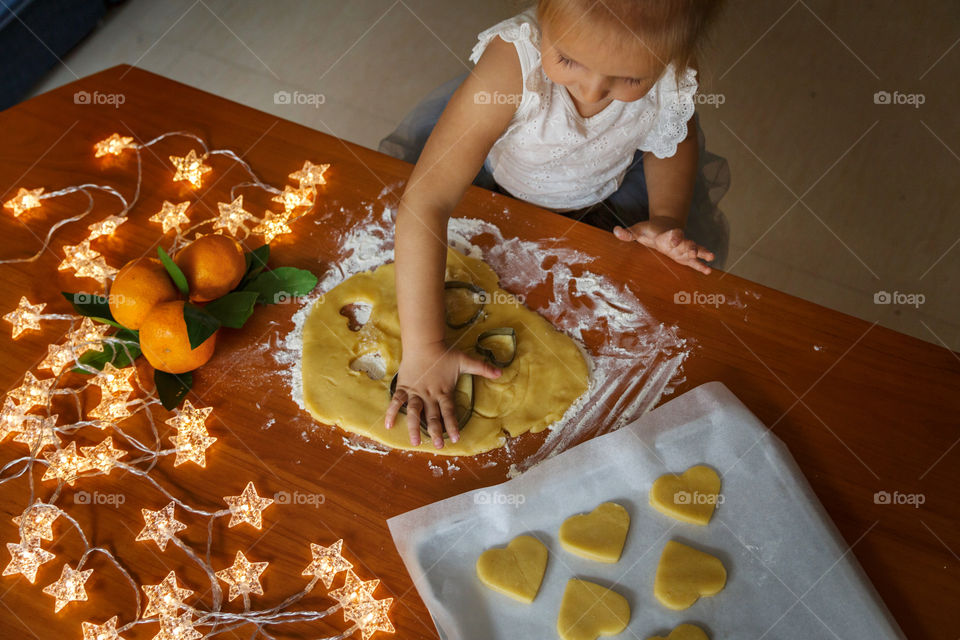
xmin=387 ymin=382 xmax=904 ymax=639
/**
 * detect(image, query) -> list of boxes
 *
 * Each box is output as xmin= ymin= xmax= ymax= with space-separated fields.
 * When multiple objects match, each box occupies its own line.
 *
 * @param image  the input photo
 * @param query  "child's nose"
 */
xmin=579 ymin=78 xmax=609 ymax=104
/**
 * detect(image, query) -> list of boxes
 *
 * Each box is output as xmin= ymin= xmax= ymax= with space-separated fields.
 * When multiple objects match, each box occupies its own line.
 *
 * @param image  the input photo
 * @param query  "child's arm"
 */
xmin=386 ymin=37 xmax=522 ymax=449
xmin=613 ymin=122 xmax=716 ymax=274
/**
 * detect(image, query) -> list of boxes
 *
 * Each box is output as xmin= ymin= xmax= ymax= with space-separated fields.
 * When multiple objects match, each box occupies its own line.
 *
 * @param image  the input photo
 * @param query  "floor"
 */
xmin=23 ymin=0 xmax=960 ymax=352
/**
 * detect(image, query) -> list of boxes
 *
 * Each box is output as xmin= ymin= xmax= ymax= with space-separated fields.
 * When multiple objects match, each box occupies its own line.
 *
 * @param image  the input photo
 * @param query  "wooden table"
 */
xmin=0 ymin=65 xmax=956 ymax=640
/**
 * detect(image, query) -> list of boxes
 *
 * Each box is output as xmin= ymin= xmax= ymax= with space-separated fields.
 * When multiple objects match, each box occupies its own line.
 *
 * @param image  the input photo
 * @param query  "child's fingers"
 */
xmin=405 ymin=395 xmax=424 ymax=446
xmin=460 ymin=354 xmax=502 ymax=380
xmin=683 ymin=256 xmax=712 ymax=275
xmin=423 ymin=401 xmax=445 ymax=449
xmin=613 ymin=225 xmax=635 ymax=242
xmin=384 ymin=389 xmax=407 ymax=430
xmin=438 ymin=395 xmax=460 ymax=443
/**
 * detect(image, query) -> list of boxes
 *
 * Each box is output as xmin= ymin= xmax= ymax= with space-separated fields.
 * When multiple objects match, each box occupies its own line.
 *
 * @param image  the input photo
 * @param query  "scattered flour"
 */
xmin=273 ymin=201 xmax=690 ymax=476
xmin=342 ymin=437 xmax=391 ymax=456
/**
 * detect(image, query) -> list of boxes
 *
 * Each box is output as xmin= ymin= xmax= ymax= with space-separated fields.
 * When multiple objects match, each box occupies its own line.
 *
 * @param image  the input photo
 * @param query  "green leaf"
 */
xmin=204 ymin=291 xmax=259 ymax=329
xmin=155 ymin=370 xmax=193 ymax=410
xmin=182 ymin=303 xmax=220 ymax=350
xmin=240 ymin=244 xmax=270 ymax=289
xmin=157 ymin=246 xmax=189 ymax=296
xmin=72 ymin=328 xmax=141 ymax=373
xmin=243 ymin=266 xmax=318 ymax=305
xmin=61 ymin=292 xmax=123 ymax=327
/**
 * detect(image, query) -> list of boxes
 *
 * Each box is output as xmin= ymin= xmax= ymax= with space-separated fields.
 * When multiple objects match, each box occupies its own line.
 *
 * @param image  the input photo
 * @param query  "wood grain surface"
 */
xmin=0 ymin=65 xmax=956 ymax=640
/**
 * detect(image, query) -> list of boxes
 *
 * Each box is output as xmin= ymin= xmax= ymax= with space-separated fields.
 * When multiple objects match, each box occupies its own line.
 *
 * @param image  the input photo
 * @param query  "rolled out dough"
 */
xmin=475 ymin=535 xmax=548 ymax=603
xmin=558 ymin=502 xmax=630 ymax=563
xmin=300 ymin=249 xmax=589 ymax=455
xmin=556 ymin=579 xmax=630 ymax=640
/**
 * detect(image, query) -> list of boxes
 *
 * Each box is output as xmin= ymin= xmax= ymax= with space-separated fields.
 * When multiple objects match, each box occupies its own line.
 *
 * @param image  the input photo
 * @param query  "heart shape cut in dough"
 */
xmin=557 ymin=579 xmax=631 ymax=640
xmin=647 ymin=623 xmax=710 ymax=640
xmin=559 ymin=502 xmax=630 ymax=563
xmin=654 ymin=541 xmax=727 ymax=610
xmin=475 ymin=535 xmax=548 ymax=603
xmin=649 ymin=465 xmax=721 ymax=526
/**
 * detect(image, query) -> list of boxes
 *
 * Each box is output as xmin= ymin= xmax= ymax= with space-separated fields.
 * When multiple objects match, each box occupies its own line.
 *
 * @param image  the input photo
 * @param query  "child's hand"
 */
xmin=613 ymin=217 xmax=714 ymax=275
xmin=385 ymin=342 xmax=501 ymax=449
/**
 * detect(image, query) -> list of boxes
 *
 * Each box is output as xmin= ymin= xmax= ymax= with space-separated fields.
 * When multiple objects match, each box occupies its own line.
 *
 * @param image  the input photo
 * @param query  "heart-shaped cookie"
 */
xmin=557 ymin=579 xmax=631 ymax=640
xmin=649 ymin=465 xmax=721 ymax=526
xmin=648 ymin=623 xmax=710 ymax=640
xmin=654 ymin=540 xmax=726 ymax=610
xmin=559 ymin=502 xmax=630 ymax=563
xmin=475 ymin=534 xmax=548 ymax=603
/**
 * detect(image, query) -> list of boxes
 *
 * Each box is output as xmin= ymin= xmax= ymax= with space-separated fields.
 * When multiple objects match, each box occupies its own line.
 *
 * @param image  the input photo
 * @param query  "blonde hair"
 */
xmin=537 ymin=0 xmax=723 ymax=76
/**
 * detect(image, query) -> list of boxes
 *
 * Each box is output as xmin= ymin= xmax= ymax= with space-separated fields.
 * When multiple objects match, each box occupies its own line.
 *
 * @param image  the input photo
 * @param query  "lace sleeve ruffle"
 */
xmin=468 ymin=9 xmax=544 ymax=120
xmin=469 ymin=9 xmax=538 ymax=66
xmin=638 ymin=65 xmax=698 ymax=159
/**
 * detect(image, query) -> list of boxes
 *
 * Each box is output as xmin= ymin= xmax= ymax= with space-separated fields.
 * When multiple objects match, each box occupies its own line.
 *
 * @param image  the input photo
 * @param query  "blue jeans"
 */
xmin=379 ymin=74 xmax=729 ymax=268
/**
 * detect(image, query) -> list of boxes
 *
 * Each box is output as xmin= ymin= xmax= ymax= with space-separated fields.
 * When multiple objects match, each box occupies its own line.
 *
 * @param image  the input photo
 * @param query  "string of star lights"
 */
xmin=0 ymin=129 xmax=393 ymax=639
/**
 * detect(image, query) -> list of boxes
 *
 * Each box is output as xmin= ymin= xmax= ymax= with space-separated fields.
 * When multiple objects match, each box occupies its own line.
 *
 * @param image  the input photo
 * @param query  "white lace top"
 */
xmin=469 ymin=8 xmax=698 ymax=211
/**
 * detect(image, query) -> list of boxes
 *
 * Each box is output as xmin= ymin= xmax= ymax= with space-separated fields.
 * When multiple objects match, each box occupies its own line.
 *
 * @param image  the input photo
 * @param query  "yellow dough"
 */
xmin=300 ymin=248 xmax=589 ymax=455
xmin=557 ymin=579 xmax=631 ymax=640
xmin=649 ymin=465 xmax=722 ymax=526
xmin=647 ymin=623 xmax=710 ymax=640
xmin=476 ymin=535 xmax=548 ymax=603
xmin=558 ymin=502 xmax=630 ymax=563
xmin=653 ymin=541 xmax=727 ymax=610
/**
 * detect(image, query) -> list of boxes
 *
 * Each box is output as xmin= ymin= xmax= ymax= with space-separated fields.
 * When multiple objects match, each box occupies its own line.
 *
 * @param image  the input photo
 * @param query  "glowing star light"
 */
xmin=224 ymin=481 xmax=274 ymax=529
xmin=59 ymin=240 xmax=117 ymax=286
xmin=0 ymin=398 xmax=27 ymax=442
xmin=39 ymin=317 xmax=110 ymax=375
xmin=149 ymin=200 xmax=191 ymax=234
xmin=3 ymin=187 xmax=44 ymax=217
xmin=42 ymin=562 xmax=93 ymax=612
xmin=142 ymin=570 xmax=193 ymax=619
xmin=165 ymin=400 xmax=217 ymax=467
xmin=288 ymin=161 xmax=330 ymax=188
xmin=4 ymin=296 xmax=46 ymax=339
xmin=82 ymin=616 xmax=124 ymax=640
xmin=252 ymin=210 xmax=293 ymax=243
xmin=136 ymin=501 xmax=186 ymax=552
xmin=88 ymin=363 xmax=135 ymax=424
xmin=81 ymin=436 xmax=127 ymax=474
xmin=302 ymin=539 xmax=353 ymax=588
xmin=42 ymin=441 xmax=88 ymax=486
xmin=12 ymin=414 xmax=60 ymax=452
xmin=346 ymin=598 xmax=395 ymax=640
xmin=170 ymin=149 xmax=211 ymax=188
xmin=213 ymin=195 xmax=256 ymax=235
xmin=3 ymin=540 xmax=55 ymax=583
xmin=87 ymin=214 xmax=127 ymax=239
xmin=13 ymin=501 xmax=62 ymax=543
xmin=271 ymin=185 xmax=315 ymax=215
xmin=329 ymin=570 xmax=379 ymax=609
xmin=8 ymin=371 xmax=56 ymax=410
xmin=94 ymin=133 xmax=136 ymax=158
xmin=153 ymin=611 xmax=201 ymax=640
xmin=215 ymin=550 xmax=268 ymax=601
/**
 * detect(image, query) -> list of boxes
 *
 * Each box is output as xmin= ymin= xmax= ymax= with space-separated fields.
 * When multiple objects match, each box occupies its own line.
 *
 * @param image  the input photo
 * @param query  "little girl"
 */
xmin=382 ymin=0 xmax=728 ymax=448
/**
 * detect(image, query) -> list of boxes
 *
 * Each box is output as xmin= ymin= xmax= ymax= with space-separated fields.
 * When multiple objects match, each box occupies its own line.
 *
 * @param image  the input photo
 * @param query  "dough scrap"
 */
xmin=558 ymin=502 xmax=630 ymax=563
xmin=556 ymin=579 xmax=630 ymax=640
xmin=475 ymin=535 xmax=548 ymax=603
xmin=649 ymin=465 xmax=722 ymax=526
xmin=647 ymin=623 xmax=710 ymax=640
xmin=653 ymin=541 xmax=727 ymax=610
xmin=300 ymin=249 xmax=589 ymax=455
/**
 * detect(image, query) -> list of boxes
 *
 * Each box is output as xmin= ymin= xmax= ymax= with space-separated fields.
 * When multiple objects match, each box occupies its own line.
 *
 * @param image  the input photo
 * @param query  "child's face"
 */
xmin=540 ymin=12 xmax=665 ymax=107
